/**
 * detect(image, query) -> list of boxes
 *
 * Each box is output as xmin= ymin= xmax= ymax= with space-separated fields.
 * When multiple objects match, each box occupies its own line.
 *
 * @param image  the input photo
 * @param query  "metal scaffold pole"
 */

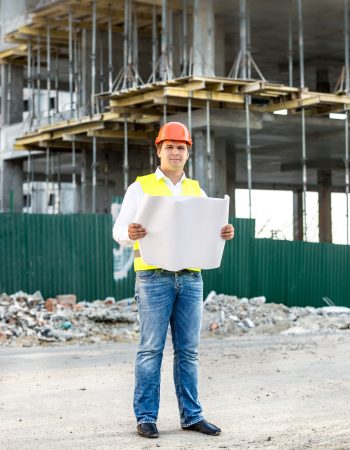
xmin=161 ymin=0 xmax=168 ymax=81
xmin=288 ymin=0 xmax=294 ymax=87
xmin=123 ymin=117 xmax=129 ymax=191
xmin=163 ymin=101 xmax=167 ymax=124
xmin=206 ymin=99 xmax=214 ymax=197
xmin=245 ymin=97 xmax=252 ymax=219
xmin=123 ymin=0 xmax=129 ymax=88
xmin=246 ymin=0 xmax=251 ymax=79
xmin=99 ymin=32 xmax=104 ymax=110
xmin=92 ymin=136 xmax=97 ymax=213
xmin=240 ymin=0 xmax=253 ymax=217
xmin=127 ymin=1 xmax=133 ymax=85
xmin=187 ymin=96 xmax=193 ymax=178
xmin=36 ymin=35 xmax=41 ymax=127
xmin=104 ymin=153 xmax=109 ymax=212
xmin=297 ymin=0 xmax=308 ymax=240
xmin=229 ymin=0 xmax=265 ymax=80
xmin=46 ymin=146 xmax=50 ymax=213
xmin=54 ymin=46 xmax=59 ymax=117
xmin=151 ymin=5 xmax=158 ymax=83
xmin=72 ymin=140 xmax=77 ymax=213
xmin=344 ymin=0 xmax=350 ymax=244
xmin=81 ymin=29 xmax=87 ymax=113
xmin=57 ymin=152 xmax=61 ymax=214
xmin=46 ymin=24 xmax=51 ymax=123
xmin=133 ymin=8 xmax=139 ymax=87
xmin=91 ymin=0 xmax=96 ymax=114
xmin=168 ymin=0 xmax=174 ymax=77
xmin=50 ymin=151 xmax=55 ymax=212
xmin=31 ymin=155 xmax=35 ymax=213
xmin=81 ymin=148 xmax=86 ymax=212
xmin=27 ymin=39 xmax=33 ymax=128
xmin=27 ymin=152 xmax=32 ymax=210
xmin=74 ymin=28 xmax=80 ymax=118
xmin=68 ymin=8 xmax=74 ymax=117
xmin=31 ymin=41 xmax=36 ymax=124
xmin=240 ymin=0 xmax=247 ymax=79
xmin=108 ymin=15 xmax=113 ymax=91
xmin=91 ymin=0 xmax=97 ymax=212
xmin=182 ymin=0 xmax=188 ymax=76
xmin=6 ymin=65 xmax=11 ymax=126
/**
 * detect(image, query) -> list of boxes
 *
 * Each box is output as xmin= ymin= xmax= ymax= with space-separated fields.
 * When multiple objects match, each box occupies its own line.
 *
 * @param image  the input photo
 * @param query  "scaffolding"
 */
xmin=0 ymin=0 xmax=349 ymax=242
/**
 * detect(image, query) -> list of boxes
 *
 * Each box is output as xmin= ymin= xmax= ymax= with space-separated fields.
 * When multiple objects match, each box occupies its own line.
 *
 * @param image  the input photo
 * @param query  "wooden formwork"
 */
xmin=15 ymin=75 xmax=350 ymax=152
xmin=1 ymin=1 xmax=349 ymax=153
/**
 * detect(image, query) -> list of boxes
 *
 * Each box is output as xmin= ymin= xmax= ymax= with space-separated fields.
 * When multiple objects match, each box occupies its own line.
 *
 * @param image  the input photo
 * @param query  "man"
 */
xmin=113 ymin=122 xmax=234 ymax=439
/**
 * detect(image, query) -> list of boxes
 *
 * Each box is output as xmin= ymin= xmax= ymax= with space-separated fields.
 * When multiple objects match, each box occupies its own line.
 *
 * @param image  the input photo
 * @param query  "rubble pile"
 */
xmin=0 ymin=291 xmax=138 ymax=346
xmin=202 ymin=291 xmax=350 ymax=337
xmin=1 ymin=290 xmax=350 ymax=346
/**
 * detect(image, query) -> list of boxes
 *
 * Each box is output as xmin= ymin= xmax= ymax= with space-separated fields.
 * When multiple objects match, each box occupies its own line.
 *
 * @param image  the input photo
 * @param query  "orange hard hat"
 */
xmin=155 ymin=122 xmax=192 ymax=146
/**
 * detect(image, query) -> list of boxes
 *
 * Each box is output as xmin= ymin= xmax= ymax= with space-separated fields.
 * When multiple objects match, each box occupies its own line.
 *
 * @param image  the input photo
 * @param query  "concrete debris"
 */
xmin=0 ymin=291 xmax=138 ymax=347
xmin=1 ymin=289 xmax=350 ymax=347
xmin=202 ymin=291 xmax=350 ymax=337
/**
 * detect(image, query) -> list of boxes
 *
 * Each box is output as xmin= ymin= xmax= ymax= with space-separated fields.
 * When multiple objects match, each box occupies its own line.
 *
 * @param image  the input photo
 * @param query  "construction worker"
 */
xmin=113 ymin=121 xmax=234 ymax=439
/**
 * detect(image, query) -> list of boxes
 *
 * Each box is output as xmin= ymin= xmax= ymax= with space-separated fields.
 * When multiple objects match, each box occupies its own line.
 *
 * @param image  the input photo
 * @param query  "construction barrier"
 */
xmin=0 ymin=213 xmax=349 ymax=307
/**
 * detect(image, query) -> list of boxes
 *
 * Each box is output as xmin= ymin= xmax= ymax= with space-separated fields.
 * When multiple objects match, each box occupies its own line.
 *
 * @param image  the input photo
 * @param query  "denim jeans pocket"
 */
xmin=136 ymin=270 xmax=160 ymax=281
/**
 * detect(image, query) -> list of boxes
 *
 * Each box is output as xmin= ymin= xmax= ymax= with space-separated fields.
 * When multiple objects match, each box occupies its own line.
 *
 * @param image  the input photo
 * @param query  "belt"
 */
xmin=136 ymin=268 xmax=194 ymax=274
xmin=164 ymin=269 xmax=193 ymax=274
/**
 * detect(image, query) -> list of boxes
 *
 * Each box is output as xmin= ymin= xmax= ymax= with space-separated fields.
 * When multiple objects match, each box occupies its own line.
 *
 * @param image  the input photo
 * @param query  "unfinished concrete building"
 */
xmin=0 ymin=0 xmax=349 ymax=243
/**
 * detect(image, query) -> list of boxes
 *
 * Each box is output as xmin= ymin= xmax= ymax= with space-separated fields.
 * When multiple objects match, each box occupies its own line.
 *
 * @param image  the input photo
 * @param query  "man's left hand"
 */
xmin=221 ymin=224 xmax=234 ymax=240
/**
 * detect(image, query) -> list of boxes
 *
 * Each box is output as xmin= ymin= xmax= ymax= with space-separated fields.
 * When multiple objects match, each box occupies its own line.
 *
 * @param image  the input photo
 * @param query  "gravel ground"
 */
xmin=1 ymin=332 xmax=350 ymax=450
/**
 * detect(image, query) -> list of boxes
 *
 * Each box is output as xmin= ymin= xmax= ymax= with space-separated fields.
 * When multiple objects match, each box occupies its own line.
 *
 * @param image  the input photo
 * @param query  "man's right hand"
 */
xmin=128 ymin=223 xmax=147 ymax=240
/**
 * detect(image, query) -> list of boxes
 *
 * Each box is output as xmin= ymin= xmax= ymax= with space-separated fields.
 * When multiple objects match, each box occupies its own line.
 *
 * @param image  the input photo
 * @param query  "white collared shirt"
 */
xmin=112 ymin=167 xmax=207 ymax=246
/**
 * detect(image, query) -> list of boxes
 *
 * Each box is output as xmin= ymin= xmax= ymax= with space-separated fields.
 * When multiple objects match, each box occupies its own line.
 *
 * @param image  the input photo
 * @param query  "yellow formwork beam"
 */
xmin=17 ymin=25 xmax=69 ymax=41
xmin=0 ymin=45 xmax=28 ymax=64
xmin=163 ymin=86 xmax=244 ymax=104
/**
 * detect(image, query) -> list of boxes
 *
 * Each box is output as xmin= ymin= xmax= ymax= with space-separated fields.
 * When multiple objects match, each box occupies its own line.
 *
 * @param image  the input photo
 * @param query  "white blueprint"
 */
xmin=134 ymin=195 xmax=230 ymax=271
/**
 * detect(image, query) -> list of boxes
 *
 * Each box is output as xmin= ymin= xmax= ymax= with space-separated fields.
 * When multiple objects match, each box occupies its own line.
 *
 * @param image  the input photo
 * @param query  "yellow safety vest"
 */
xmin=133 ymin=173 xmax=202 ymax=271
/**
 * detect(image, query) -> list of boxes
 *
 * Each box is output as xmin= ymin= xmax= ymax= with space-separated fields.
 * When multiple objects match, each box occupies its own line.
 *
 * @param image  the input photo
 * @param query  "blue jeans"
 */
xmin=134 ymin=269 xmax=204 ymax=427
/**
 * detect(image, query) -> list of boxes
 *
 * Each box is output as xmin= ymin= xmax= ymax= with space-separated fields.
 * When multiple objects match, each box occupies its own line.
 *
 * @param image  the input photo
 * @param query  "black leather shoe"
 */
xmin=182 ymin=419 xmax=221 ymax=436
xmin=137 ymin=423 xmax=159 ymax=438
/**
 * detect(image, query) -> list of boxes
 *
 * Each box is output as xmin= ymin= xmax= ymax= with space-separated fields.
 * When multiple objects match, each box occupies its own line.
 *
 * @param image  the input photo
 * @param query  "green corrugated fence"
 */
xmin=0 ymin=213 xmax=118 ymax=300
xmin=1 ymin=213 xmax=350 ymax=307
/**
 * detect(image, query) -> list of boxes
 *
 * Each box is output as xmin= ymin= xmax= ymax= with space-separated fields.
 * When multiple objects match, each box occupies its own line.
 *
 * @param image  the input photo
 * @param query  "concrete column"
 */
xmin=193 ymin=129 xmax=215 ymax=196
xmin=193 ymin=0 xmax=215 ymax=76
xmin=172 ymin=12 xmax=182 ymax=76
xmin=215 ymin=137 xmax=226 ymax=198
xmin=293 ymin=190 xmax=303 ymax=240
xmin=0 ymin=65 xmax=24 ymax=125
xmin=0 ymin=159 xmax=23 ymax=212
xmin=215 ymin=16 xmax=225 ymax=77
xmin=226 ymin=143 xmax=236 ymax=217
xmin=318 ymin=170 xmax=332 ymax=243
xmin=0 ymin=0 xmax=27 ymax=40
xmin=316 ymin=68 xmax=330 ymax=92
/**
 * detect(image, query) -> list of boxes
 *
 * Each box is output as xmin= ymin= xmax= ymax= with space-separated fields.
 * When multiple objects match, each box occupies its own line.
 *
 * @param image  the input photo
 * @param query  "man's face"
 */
xmin=157 ymin=140 xmax=189 ymax=171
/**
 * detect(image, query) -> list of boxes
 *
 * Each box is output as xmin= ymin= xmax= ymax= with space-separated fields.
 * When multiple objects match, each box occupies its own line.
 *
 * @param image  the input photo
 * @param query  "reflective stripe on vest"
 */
xmin=133 ymin=173 xmax=201 ymax=271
